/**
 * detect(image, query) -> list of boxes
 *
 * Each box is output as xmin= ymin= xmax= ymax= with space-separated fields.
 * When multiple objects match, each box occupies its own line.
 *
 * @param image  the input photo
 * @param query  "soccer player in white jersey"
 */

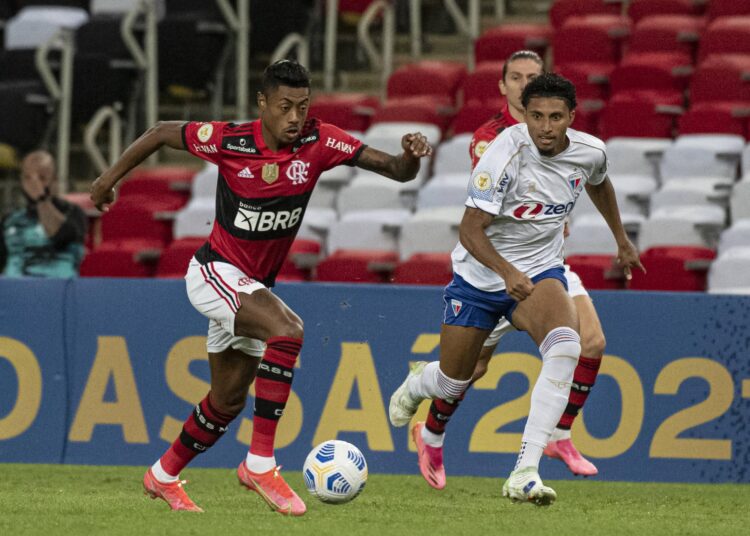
xmin=388 ymin=73 xmax=644 ymax=506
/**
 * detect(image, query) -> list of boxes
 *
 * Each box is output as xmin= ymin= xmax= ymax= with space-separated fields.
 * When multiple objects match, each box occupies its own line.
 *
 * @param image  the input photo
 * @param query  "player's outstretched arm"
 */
xmin=90 ymin=121 xmax=186 ymax=212
xmin=585 ymin=177 xmax=645 ymax=280
xmin=355 ymin=132 xmax=433 ymax=182
xmin=460 ymin=207 xmax=534 ymax=301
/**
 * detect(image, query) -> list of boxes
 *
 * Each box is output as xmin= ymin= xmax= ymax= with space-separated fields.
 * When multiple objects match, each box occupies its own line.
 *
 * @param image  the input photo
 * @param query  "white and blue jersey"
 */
xmin=452 ymin=123 xmax=608 ymax=292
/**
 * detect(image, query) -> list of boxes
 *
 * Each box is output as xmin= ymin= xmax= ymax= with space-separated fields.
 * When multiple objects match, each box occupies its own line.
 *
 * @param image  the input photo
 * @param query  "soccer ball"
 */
xmin=302 ymin=440 xmax=368 ymax=504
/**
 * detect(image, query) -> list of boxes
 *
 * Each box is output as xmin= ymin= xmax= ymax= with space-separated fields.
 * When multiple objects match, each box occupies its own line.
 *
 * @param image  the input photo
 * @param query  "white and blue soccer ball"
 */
xmin=303 ymin=440 xmax=368 ymax=504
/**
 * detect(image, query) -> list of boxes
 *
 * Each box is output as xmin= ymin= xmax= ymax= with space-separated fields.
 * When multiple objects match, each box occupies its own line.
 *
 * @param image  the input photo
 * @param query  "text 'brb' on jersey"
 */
xmin=183 ymin=118 xmax=365 ymax=286
xmin=454 ymin=123 xmax=608 ymax=292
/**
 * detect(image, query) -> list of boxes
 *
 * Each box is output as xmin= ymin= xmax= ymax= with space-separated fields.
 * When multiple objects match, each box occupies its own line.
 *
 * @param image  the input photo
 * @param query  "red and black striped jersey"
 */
xmin=468 ymin=103 xmax=519 ymax=170
xmin=182 ymin=118 xmax=365 ymax=286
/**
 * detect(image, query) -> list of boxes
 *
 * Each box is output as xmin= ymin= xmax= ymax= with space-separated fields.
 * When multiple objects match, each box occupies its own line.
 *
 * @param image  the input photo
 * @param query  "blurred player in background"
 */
xmin=90 ymin=60 xmax=432 ymax=516
xmin=412 ymin=51 xmax=607 ymax=492
xmin=389 ymin=73 xmax=643 ymax=506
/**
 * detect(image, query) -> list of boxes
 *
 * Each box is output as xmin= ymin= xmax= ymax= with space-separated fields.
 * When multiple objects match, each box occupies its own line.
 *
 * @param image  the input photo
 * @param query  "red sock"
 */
xmin=425 ymin=391 xmax=466 ymax=436
xmin=160 ymin=392 xmax=234 ymax=476
xmin=250 ymin=336 xmax=302 ymax=457
xmin=557 ymin=355 xmax=602 ymax=430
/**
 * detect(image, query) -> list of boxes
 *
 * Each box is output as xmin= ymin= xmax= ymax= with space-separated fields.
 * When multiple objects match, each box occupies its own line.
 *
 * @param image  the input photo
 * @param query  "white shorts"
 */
xmin=185 ymin=257 xmax=267 ymax=357
xmin=483 ymin=265 xmax=590 ymax=348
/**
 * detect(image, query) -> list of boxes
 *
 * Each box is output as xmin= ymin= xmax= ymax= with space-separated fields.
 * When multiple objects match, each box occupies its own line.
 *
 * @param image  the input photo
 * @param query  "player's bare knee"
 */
xmin=210 ymin=391 xmax=247 ymax=418
xmin=272 ymin=317 xmax=304 ymax=340
xmin=581 ymin=331 xmax=605 ymax=357
xmin=472 ymin=359 xmax=489 ymax=382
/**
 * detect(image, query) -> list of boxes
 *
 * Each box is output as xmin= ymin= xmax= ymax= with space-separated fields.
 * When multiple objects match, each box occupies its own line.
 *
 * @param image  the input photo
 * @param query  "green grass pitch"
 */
xmin=0 ymin=464 xmax=747 ymax=536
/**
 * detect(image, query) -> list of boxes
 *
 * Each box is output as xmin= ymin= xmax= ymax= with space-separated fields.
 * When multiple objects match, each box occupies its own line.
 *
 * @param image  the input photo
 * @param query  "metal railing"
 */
xmin=36 ymin=29 xmax=74 ymax=193
xmin=84 ymin=106 xmax=123 ymax=176
xmin=357 ymin=0 xmax=395 ymax=98
xmin=271 ymin=32 xmax=310 ymax=69
xmin=443 ymin=0 xmax=480 ymax=71
xmin=216 ymin=0 xmax=249 ymax=120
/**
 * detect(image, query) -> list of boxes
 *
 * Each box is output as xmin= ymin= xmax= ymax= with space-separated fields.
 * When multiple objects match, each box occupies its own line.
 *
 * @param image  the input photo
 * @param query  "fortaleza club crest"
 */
xmin=568 ymin=170 xmax=583 ymax=192
xmin=451 ymin=299 xmax=462 ymax=316
xmin=286 ymin=160 xmax=311 ymax=185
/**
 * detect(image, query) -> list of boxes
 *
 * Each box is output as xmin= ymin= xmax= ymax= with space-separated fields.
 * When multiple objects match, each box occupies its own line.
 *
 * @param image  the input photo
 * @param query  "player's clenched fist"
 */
xmin=504 ymin=268 xmax=535 ymax=302
xmin=90 ymin=176 xmax=116 ymax=212
xmin=401 ymin=132 xmax=433 ymax=158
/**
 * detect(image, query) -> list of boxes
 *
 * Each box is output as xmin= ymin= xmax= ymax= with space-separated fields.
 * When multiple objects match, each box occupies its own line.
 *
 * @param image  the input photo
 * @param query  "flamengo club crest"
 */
xmin=286 ymin=160 xmax=310 ymax=185
xmin=262 ymin=163 xmax=279 ymax=184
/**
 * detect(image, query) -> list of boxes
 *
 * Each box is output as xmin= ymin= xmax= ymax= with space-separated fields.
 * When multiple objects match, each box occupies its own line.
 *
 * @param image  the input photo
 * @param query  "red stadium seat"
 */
xmin=690 ymin=55 xmax=750 ymax=105
xmin=698 ymin=16 xmax=750 ymax=62
xmin=609 ymin=58 xmax=689 ymax=102
xmin=628 ymin=246 xmax=716 ymax=291
xmin=80 ymin=240 xmax=159 ymax=278
xmin=678 ymin=102 xmax=749 ymax=138
xmin=707 ymin=0 xmax=750 ymax=20
xmin=391 ymin=253 xmax=452 ymax=285
xmin=64 ymin=192 xmax=99 ymax=251
xmin=555 ymin=63 xmax=613 ymax=102
xmin=474 ymin=24 xmax=552 ymax=65
xmin=462 ymin=61 xmax=504 ymax=104
xmin=277 ymin=238 xmax=322 ymax=282
xmin=554 ymin=15 xmax=631 ymax=67
xmin=549 ymin=0 xmax=621 ymax=30
xmin=626 ymin=15 xmax=705 ymax=57
xmin=155 ymin=237 xmax=205 ymax=278
xmin=314 ymin=250 xmax=398 ymax=283
xmin=371 ymin=96 xmax=454 ymax=134
xmin=626 ymin=0 xmax=704 ymax=24
xmin=101 ymin=199 xmax=176 ymax=246
xmin=565 ymin=255 xmax=624 ymax=290
xmin=571 ymin=105 xmax=604 ymax=137
xmin=309 ymin=93 xmax=379 ymax=133
xmin=599 ymin=96 xmax=679 ymax=140
xmin=126 ymin=165 xmax=196 ymax=187
xmin=450 ymin=99 xmax=503 ymax=136
xmin=387 ymin=61 xmax=467 ymax=105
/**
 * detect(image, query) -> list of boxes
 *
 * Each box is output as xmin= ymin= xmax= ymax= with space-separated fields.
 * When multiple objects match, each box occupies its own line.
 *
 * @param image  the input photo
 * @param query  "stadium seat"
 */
xmin=4 ymin=5 xmax=88 ymax=50
xmin=690 ymin=56 xmax=750 ymax=107
xmin=336 ymin=182 xmax=407 ymax=216
xmin=79 ymin=241 xmax=157 ymax=278
xmin=707 ymin=0 xmax=750 ymax=19
xmin=605 ymin=137 xmax=672 ymax=177
xmin=660 ymin=134 xmax=745 ymax=182
xmin=626 ymin=15 xmax=704 ymax=58
xmin=626 ymin=0 xmax=704 ymax=24
xmin=433 ymin=133 xmax=473 ymax=175
xmin=549 ymin=0 xmax=621 ymax=30
xmin=101 ymin=199 xmax=175 ymax=246
xmin=718 ymin=218 xmax=750 ymax=253
xmin=462 ymin=62 xmax=504 ymax=104
xmin=190 ymin=164 xmax=218 ymax=201
xmin=173 ymin=200 xmax=215 ymax=239
xmin=554 ymin=15 xmax=631 ymax=67
xmin=399 ymin=207 xmax=462 ymax=260
xmin=450 ymin=101 xmax=503 ymax=136
xmin=391 ymin=253 xmax=453 ymax=286
xmin=326 ymin=213 xmax=407 ymax=257
xmin=309 ymin=93 xmax=379 ymax=133
xmin=474 ymin=24 xmax=552 ymax=65
xmin=386 ymin=61 xmax=467 ymax=106
xmin=555 ymin=63 xmax=612 ymax=102
xmin=565 ymin=216 xmax=618 ymax=255
xmin=698 ymin=16 xmax=750 ymax=62
xmin=372 ymin=96 xmax=454 ymax=134
xmin=416 ymin=182 xmax=468 ymax=211
xmin=628 ymin=246 xmax=716 ymax=291
xmin=277 ymin=239 xmax=322 ymax=282
xmin=707 ymin=247 xmax=750 ymax=293
xmin=565 ymin=254 xmax=624 ymax=290
xmin=314 ymin=250 xmax=398 ymax=283
xmin=155 ymin=237 xmax=205 ymax=278
xmin=639 ymin=205 xmax=726 ymax=250
xmin=730 ymin=180 xmax=750 ymax=222
xmin=678 ymin=102 xmax=748 ymax=138
xmin=649 ymin=181 xmax=727 ymax=213
xmin=599 ymin=98 xmax=678 ymax=140
xmin=609 ymin=60 xmax=688 ymax=104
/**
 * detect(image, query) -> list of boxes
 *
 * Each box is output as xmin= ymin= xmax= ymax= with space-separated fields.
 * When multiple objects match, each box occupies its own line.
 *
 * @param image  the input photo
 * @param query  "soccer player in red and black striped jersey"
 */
xmin=90 ymin=60 xmax=433 ymax=515
xmin=411 ymin=51 xmax=607 ymax=491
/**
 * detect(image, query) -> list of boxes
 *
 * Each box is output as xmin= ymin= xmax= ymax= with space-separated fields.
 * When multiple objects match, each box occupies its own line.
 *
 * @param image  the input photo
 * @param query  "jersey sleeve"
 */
xmin=182 ymin=121 xmax=229 ymax=165
xmin=469 ymin=124 xmax=495 ymax=170
xmin=588 ymin=147 xmax=608 ymax=186
xmin=318 ymin=123 xmax=366 ymax=170
xmin=466 ymin=129 xmax=520 ymax=216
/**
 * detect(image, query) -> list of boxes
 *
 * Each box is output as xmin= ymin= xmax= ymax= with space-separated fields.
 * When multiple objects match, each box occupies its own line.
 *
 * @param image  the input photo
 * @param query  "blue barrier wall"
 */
xmin=1 ymin=279 xmax=748 ymax=483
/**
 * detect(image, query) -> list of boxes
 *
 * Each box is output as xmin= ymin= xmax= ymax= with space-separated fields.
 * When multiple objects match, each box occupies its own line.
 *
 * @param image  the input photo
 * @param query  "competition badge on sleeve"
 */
xmin=262 ymin=163 xmax=279 ymax=184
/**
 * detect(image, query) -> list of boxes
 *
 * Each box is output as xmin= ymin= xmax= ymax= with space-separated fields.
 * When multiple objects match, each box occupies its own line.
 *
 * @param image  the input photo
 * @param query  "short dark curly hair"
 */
xmin=521 ymin=73 xmax=577 ymax=111
xmin=261 ymin=59 xmax=310 ymax=95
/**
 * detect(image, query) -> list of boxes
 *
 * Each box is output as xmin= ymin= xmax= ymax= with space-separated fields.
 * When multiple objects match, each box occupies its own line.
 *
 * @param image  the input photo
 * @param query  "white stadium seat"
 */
xmin=708 ymin=247 xmax=750 ymax=294
xmin=718 ymin=219 xmax=750 ymax=255
xmin=5 ymin=7 xmax=89 ymax=50
xmin=433 ymin=133 xmax=473 ymax=175
xmin=173 ymin=200 xmax=214 ymax=239
xmin=191 ymin=164 xmax=218 ymax=201
xmin=336 ymin=183 xmax=406 ymax=216
xmin=730 ymin=180 xmax=750 ymax=223
xmin=416 ymin=181 xmax=468 ymax=210
xmin=399 ymin=207 xmax=463 ymax=260
xmin=605 ymin=137 xmax=671 ymax=178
